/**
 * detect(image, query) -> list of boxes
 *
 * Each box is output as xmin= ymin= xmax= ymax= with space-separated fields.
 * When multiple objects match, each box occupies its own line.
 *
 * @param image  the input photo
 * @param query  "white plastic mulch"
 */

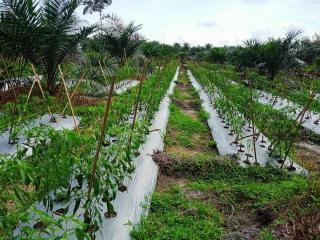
xmin=256 ymin=90 xmax=320 ymax=135
xmin=188 ymin=70 xmax=306 ymax=174
xmin=115 ymin=80 xmax=140 ymax=94
xmin=13 ymin=67 xmax=180 ymax=240
xmin=0 ymin=114 xmax=80 ymax=155
xmin=100 ymin=67 xmax=179 ymax=239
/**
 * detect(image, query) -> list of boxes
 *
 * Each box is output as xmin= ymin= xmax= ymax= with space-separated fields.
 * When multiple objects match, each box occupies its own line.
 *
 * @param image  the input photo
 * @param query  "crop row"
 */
xmin=0 ymin=61 xmax=177 ymax=238
xmin=189 ymin=63 xmax=306 ymax=169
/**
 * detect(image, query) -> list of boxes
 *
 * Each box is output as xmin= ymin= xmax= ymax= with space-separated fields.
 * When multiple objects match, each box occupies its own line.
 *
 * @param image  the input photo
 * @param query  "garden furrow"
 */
xmin=131 ymin=66 xmax=224 ymax=239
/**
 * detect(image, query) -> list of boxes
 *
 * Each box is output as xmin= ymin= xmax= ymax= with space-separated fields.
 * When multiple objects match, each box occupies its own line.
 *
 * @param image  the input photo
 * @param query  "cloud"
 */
xmin=78 ymin=0 xmax=320 ymax=47
xmin=197 ymin=20 xmax=219 ymax=28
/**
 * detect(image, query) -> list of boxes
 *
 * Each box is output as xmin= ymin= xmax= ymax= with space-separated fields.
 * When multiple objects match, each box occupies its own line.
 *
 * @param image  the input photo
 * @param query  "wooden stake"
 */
xmin=1 ymin=55 xmax=17 ymax=98
xmin=87 ymin=61 xmax=116 ymax=199
xmin=281 ymin=90 xmax=317 ymax=168
xmin=58 ymin=65 xmax=80 ymax=131
xmin=249 ymin=75 xmax=258 ymax=164
xmin=130 ymin=62 xmax=148 ymax=131
xmin=123 ymin=48 xmax=131 ymax=83
xmin=60 ymin=73 xmax=84 ymax=116
xmin=1 ymin=55 xmax=18 ymax=144
xmin=29 ymin=64 xmax=52 ymax=116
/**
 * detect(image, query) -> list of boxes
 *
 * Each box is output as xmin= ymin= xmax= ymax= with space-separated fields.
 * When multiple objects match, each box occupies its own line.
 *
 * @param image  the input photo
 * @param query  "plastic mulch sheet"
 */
xmin=13 ymin=67 xmax=180 ymax=240
xmin=256 ymin=90 xmax=320 ymax=135
xmin=0 ymin=114 xmax=80 ymax=155
xmin=115 ymin=80 xmax=140 ymax=94
xmin=188 ymin=70 xmax=306 ymax=174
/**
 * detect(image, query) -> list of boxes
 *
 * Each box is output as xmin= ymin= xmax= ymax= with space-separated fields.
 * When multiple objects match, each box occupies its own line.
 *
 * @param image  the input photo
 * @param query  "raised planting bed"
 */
xmin=188 ymin=67 xmax=306 ymax=174
xmin=6 ymin=63 xmax=179 ymax=239
xmin=256 ymin=90 xmax=320 ymax=135
xmin=114 ymin=80 xmax=140 ymax=94
xmin=0 ymin=114 xmax=80 ymax=155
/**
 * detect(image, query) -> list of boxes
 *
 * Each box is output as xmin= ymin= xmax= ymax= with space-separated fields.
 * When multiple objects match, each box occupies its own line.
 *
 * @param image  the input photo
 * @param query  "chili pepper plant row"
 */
xmin=201 ymin=63 xmax=320 ymax=126
xmin=189 ymin=63 xmax=309 ymax=172
xmin=0 ymin=60 xmax=178 ymax=239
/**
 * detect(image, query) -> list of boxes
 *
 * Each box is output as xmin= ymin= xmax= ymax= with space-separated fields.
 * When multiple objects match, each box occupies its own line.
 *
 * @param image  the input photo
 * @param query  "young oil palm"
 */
xmin=0 ymin=0 xmax=96 ymax=95
xmin=97 ymin=15 xmax=143 ymax=64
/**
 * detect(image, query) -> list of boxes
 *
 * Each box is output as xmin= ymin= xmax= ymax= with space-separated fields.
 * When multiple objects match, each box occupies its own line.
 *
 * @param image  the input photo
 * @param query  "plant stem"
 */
xmin=85 ymin=62 xmax=116 ymax=239
xmin=281 ymin=91 xmax=316 ymax=168
xmin=249 ymin=75 xmax=258 ymax=164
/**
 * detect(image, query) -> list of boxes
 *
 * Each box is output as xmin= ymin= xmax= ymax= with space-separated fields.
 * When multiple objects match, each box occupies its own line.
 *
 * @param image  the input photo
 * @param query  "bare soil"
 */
xmin=295 ymin=142 xmax=320 ymax=172
xmin=274 ymin=209 xmax=320 ymax=240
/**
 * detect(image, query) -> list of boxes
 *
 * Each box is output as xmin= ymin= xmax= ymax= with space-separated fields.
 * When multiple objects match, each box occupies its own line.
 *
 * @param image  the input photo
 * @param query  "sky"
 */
xmin=76 ymin=0 xmax=320 ymax=47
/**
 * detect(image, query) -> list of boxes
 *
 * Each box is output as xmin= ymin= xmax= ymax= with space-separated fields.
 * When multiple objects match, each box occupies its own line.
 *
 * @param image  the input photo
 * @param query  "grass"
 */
xmin=132 ymin=68 xmax=320 ymax=239
xmin=168 ymin=104 xmax=207 ymax=134
xmin=132 ymin=154 xmax=319 ymax=239
xmin=131 ymin=186 xmax=223 ymax=240
xmin=165 ymin=104 xmax=208 ymax=148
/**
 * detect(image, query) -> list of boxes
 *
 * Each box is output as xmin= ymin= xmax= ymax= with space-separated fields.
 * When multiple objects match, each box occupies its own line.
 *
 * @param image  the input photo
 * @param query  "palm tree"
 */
xmin=209 ymin=47 xmax=228 ymax=64
xmin=261 ymin=30 xmax=302 ymax=79
xmin=97 ymin=15 xmax=143 ymax=64
xmin=0 ymin=0 xmax=96 ymax=95
xmin=80 ymin=51 xmax=118 ymax=96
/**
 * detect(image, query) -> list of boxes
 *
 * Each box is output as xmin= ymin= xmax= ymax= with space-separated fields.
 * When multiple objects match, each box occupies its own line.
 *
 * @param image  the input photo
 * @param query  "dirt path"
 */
xmin=154 ymin=66 xmax=217 ymax=191
xmin=152 ymin=67 xmax=262 ymax=239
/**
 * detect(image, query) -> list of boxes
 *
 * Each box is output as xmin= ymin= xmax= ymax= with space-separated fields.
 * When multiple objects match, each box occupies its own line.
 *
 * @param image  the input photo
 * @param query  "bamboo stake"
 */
xmin=58 ymin=65 xmax=79 ymax=131
xmin=249 ymin=75 xmax=258 ymax=164
xmin=29 ymin=64 xmax=52 ymax=117
xmin=1 ymin=55 xmax=18 ymax=144
xmin=123 ymin=48 xmax=131 ymax=83
xmin=281 ymin=91 xmax=317 ymax=168
xmin=130 ymin=62 xmax=148 ymax=131
xmin=86 ymin=60 xmax=115 ymax=202
xmin=125 ymin=62 xmax=148 ymax=163
xmin=60 ymin=73 xmax=85 ymax=116
xmin=145 ymin=59 xmax=166 ymax=116
xmin=1 ymin=55 xmax=17 ymax=98
xmin=85 ymin=60 xmax=116 ymax=239
xmin=26 ymin=77 xmax=37 ymax=103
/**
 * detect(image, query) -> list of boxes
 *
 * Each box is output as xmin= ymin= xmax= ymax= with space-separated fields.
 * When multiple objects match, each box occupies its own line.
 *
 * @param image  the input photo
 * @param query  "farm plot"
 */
xmin=0 ymin=61 xmax=178 ymax=239
xmin=189 ymin=64 xmax=308 ymax=172
xmin=131 ymin=66 xmax=319 ymax=240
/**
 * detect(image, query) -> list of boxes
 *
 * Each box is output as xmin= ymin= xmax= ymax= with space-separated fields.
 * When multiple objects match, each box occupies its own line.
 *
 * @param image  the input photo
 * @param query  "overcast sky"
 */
xmin=77 ymin=0 xmax=320 ymax=46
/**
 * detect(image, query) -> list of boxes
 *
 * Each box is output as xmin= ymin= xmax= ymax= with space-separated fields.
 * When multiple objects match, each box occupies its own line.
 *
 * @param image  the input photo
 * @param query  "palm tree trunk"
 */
xmin=47 ymin=69 xmax=57 ymax=95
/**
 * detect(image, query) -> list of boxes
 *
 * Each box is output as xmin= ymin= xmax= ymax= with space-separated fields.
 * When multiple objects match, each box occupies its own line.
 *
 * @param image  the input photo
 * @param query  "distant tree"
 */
xmin=83 ymin=0 xmax=112 ymax=27
xmin=182 ymin=42 xmax=190 ymax=52
xmin=297 ymin=35 xmax=320 ymax=64
xmin=209 ymin=47 xmax=228 ymax=64
xmin=261 ymin=30 xmax=302 ymax=79
xmin=243 ymin=39 xmax=262 ymax=67
xmin=205 ymin=43 xmax=212 ymax=50
xmin=179 ymin=51 xmax=188 ymax=64
xmin=140 ymin=41 xmax=162 ymax=58
xmin=173 ymin=43 xmax=182 ymax=52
